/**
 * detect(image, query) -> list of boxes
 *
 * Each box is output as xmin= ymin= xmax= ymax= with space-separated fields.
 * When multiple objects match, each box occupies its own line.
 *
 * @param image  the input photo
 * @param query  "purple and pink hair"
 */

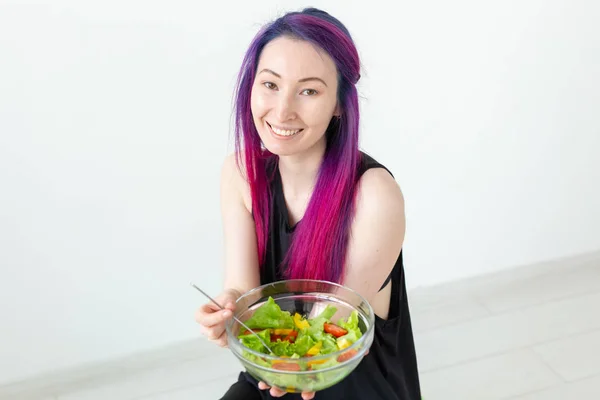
xmin=232 ymin=8 xmax=362 ymax=284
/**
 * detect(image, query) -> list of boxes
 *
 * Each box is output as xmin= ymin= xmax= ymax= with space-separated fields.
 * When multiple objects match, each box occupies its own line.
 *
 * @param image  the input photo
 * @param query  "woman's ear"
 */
xmin=334 ymin=104 xmax=342 ymax=117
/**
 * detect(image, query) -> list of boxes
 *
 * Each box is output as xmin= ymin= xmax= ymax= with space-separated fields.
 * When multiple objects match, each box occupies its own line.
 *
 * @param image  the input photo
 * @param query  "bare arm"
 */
xmin=220 ymin=153 xmax=261 ymax=297
xmin=342 ymin=168 xmax=406 ymax=305
xmin=195 ymin=154 xmax=262 ymax=347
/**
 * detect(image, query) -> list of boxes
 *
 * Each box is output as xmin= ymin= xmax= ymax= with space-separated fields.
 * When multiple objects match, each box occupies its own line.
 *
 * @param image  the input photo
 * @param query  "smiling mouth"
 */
xmin=267 ymin=122 xmax=304 ymax=137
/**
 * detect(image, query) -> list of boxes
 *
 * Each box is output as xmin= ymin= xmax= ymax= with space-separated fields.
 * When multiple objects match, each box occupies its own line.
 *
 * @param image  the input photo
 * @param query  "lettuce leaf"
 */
xmin=270 ymin=339 xmax=293 ymax=357
xmin=292 ymin=332 xmax=316 ymax=356
xmin=242 ymin=351 xmax=271 ymax=368
xmin=307 ymin=305 xmax=338 ymax=337
xmin=309 ymin=356 xmax=340 ymax=370
xmin=243 ymin=297 xmax=294 ymax=329
xmin=309 ymin=305 xmax=337 ymax=323
xmin=310 ymin=330 xmax=338 ymax=354
xmin=239 ymin=328 xmax=272 ymax=353
xmin=337 ymin=310 xmax=362 ymax=340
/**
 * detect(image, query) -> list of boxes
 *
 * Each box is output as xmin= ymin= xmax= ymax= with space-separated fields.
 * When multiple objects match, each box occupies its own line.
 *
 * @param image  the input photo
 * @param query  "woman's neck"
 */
xmin=277 ymin=141 xmax=325 ymax=199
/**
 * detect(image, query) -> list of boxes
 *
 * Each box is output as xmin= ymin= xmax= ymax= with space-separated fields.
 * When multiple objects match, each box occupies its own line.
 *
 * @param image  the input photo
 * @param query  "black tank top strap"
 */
xmin=358 ymin=151 xmax=394 ymax=179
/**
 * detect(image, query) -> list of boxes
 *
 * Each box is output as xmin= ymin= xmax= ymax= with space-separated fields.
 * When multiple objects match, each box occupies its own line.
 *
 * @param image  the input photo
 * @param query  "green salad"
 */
xmin=237 ymin=297 xmax=362 ymax=373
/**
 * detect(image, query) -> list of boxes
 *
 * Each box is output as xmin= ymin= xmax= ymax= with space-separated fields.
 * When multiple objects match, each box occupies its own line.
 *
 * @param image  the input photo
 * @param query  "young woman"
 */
xmin=195 ymin=8 xmax=421 ymax=400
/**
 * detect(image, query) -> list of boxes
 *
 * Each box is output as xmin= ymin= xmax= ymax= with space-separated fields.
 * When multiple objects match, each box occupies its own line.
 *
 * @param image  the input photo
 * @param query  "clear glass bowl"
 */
xmin=225 ymin=279 xmax=375 ymax=393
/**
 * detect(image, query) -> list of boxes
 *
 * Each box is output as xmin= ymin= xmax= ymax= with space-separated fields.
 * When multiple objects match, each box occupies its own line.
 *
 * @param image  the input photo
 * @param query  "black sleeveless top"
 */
xmin=239 ymin=152 xmax=422 ymax=400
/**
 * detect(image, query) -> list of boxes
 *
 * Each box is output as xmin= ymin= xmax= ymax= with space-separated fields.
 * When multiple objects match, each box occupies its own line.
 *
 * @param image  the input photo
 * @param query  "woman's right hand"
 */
xmin=194 ymin=289 xmax=239 ymax=348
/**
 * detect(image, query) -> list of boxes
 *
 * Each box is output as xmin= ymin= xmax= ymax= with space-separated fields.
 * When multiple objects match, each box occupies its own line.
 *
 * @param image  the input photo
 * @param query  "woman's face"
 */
xmin=250 ymin=36 xmax=340 ymax=157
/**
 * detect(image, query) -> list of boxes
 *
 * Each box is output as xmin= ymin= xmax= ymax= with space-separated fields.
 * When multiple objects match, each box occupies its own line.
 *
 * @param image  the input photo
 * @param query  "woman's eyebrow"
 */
xmin=258 ymin=68 xmax=328 ymax=87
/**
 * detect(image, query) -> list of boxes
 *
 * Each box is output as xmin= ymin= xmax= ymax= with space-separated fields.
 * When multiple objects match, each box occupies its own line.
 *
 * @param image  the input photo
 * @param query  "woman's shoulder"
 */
xmin=220 ymin=152 xmax=253 ymax=213
xmin=355 ymin=151 xmax=404 ymax=225
xmin=357 ymin=167 xmax=404 ymax=213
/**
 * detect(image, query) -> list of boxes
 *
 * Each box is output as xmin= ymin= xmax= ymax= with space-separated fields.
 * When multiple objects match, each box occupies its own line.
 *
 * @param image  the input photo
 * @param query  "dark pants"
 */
xmin=219 ymin=379 xmax=263 ymax=400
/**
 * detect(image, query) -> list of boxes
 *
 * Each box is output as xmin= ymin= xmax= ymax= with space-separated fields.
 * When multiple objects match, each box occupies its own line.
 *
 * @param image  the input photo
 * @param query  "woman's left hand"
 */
xmin=258 ymin=381 xmax=315 ymax=399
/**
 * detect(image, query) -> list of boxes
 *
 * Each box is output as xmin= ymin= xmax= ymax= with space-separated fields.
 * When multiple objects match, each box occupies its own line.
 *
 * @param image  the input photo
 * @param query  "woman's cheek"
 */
xmin=251 ymin=90 xmax=273 ymax=115
xmin=305 ymin=101 xmax=335 ymax=126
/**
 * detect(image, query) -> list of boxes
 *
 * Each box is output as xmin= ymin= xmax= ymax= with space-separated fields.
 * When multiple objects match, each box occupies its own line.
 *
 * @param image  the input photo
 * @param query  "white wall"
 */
xmin=1 ymin=0 xmax=599 ymax=385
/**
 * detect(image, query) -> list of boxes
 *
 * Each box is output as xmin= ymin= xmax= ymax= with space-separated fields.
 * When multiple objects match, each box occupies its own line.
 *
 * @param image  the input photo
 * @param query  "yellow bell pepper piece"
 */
xmin=271 ymin=355 xmax=289 ymax=364
xmin=307 ymin=358 xmax=328 ymax=367
xmin=294 ymin=313 xmax=310 ymax=330
xmin=307 ymin=341 xmax=323 ymax=356
xmin=337 ymin=338 xmax=352 ymax=350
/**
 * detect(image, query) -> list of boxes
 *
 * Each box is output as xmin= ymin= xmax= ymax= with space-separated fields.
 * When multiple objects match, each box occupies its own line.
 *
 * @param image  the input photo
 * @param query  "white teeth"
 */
xmin=269 ymin=124 xmax=301 ymax=137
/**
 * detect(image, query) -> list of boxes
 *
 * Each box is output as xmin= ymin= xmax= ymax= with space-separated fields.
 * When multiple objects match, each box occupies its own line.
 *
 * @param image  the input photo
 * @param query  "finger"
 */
xmin=201 ymin=326 xmax=226 ymax=342
xmin=195 ymin=306 xmax=218 ymax=325
xmin=258 ymin=381 xmax=270 ymax=390
xmin=269 ymin=387 xmax=287 ymax=397
xmin=212 ymin=334 xmax=229 ymax=348
xmin=206 ymin=329 xmax=229 ymax=346
xmin=198 ymin=302 xmax=222 ymax=315
xmin=199 ymin=322 xmax=224 ymax=338
xmin=198 ymin=325 xmax=210 ymax=337
xmin=208 ymin=338 xmax=228 ymax=348
xmin=196 ymin=307 xmax=232 ymax=327
xmin=302 ymin=392 xmax=316 ymax=400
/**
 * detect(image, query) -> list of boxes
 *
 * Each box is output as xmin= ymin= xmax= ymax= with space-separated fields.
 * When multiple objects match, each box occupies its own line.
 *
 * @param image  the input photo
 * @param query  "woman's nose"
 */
xmin=275 ymin=93 xmax=297 ymax=121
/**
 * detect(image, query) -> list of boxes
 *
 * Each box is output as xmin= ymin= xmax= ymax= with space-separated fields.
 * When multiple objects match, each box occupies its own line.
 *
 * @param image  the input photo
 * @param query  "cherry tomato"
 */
xmin=272 ymin=362 xmax=301 ymax=371
xmin=271 ymin=330 xmax=298 ymax=342
xmin=323 ymin=323 xmax=348 ymax=338
xmin=337 ymin=348 xmax=358 ymax=362
xmin=284 ymin=330 xmax=298 ymax=342
xmin=270 ymin=334 xmax=281 ymax=342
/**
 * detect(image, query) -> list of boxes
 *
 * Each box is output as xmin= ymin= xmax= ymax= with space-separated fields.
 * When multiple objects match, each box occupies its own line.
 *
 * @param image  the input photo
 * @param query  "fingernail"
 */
xmin=223 ymin=310 xmax=231 ymax=318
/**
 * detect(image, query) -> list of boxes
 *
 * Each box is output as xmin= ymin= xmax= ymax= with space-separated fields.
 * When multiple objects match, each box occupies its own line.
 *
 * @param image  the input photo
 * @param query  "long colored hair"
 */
xmin=232 ymin=8 xmax=362 ymax=283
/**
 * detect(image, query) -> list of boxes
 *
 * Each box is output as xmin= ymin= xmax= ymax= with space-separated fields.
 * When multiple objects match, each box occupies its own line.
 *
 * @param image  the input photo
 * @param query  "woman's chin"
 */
xmin=263 ymin=145 xmax=298 ymax=157
xmin=259 ymin=136 xmax=300 ymax=156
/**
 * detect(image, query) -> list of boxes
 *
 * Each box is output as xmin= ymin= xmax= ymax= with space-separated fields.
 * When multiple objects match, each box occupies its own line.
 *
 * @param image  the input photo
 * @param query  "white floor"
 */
xmin=2 ymin=252 xmax=600 ymax=400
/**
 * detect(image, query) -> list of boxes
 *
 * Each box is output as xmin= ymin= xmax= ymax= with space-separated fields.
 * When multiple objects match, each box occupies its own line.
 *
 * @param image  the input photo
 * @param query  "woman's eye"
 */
xmin=301 ymin=89 xmax=318 ymax=96
xmin=263 ymin=82 xmax=277 ymax=90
